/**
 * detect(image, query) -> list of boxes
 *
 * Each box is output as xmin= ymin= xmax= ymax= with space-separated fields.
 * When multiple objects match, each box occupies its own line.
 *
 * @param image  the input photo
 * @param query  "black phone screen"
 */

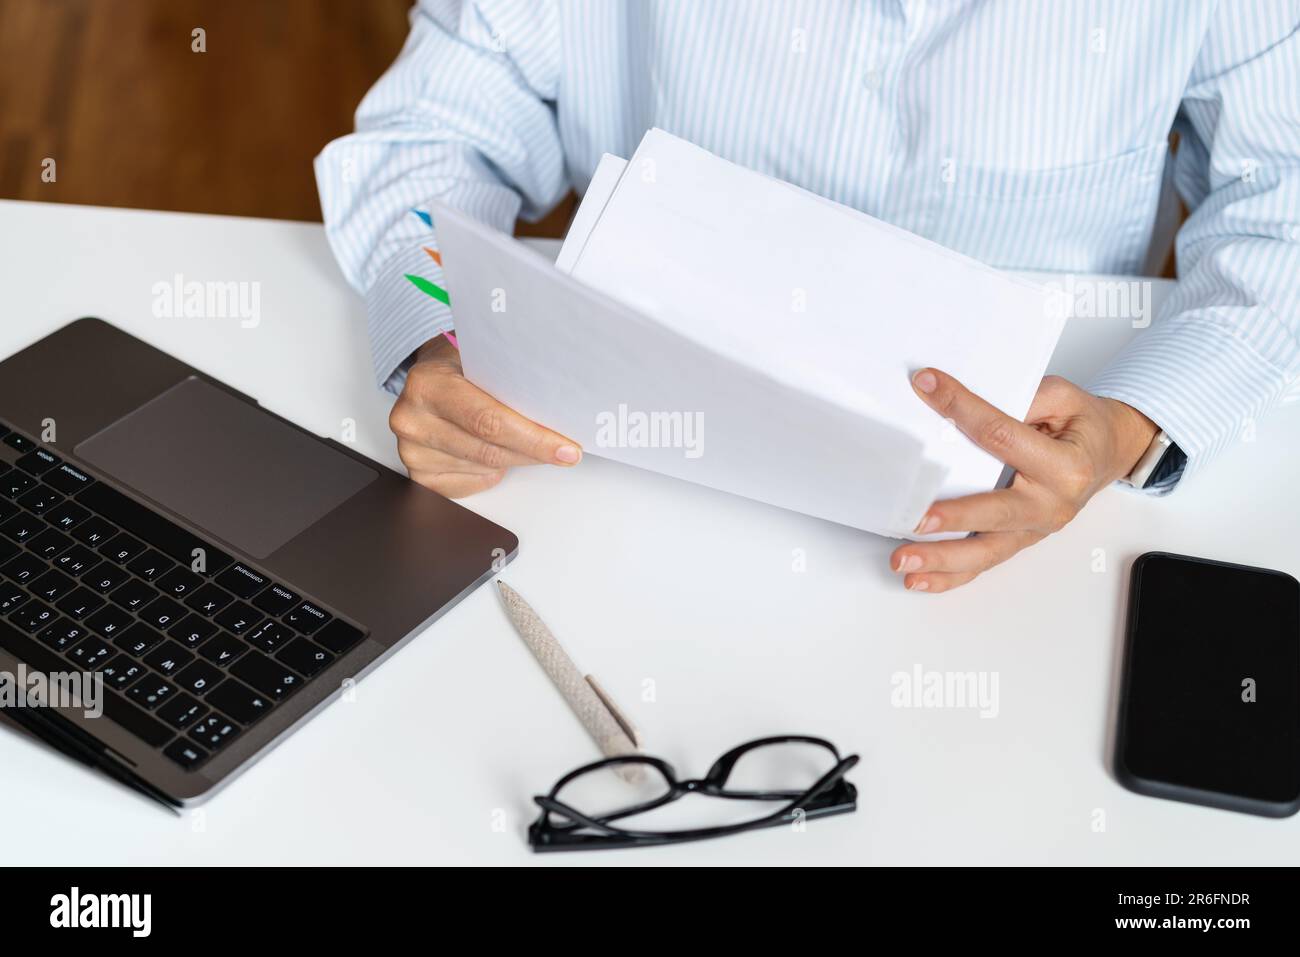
xmin=1118 ymin=552 xmax=1300 ymax=813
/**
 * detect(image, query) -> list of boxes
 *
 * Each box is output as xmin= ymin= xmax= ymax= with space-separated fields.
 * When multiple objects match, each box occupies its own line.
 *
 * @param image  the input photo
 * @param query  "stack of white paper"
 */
xmin=435 ymin=129 xmax=1064 ymax=539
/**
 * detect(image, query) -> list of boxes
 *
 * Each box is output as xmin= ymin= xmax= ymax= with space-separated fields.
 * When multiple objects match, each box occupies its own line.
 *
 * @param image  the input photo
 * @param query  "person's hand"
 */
xmin=890 ymin=369 xmax=1158 ymax=593
xmin=388 ymin=334 xmax=582 ymax=497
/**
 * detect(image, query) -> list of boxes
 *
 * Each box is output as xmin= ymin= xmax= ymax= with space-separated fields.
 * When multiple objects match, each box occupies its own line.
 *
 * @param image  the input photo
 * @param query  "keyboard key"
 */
xmin=0 ymin=501 xmax=17 ymax=527
xmin=197 ymin=632 xmax=247 ymax=667
xmin=110 ymin=578 xmax=158 ymax=612
xmin=126 ymin=549 xmax=173 ymax=582
xmin=314 ymin=619 xmax=365 ymax=656
xmin=52 ymin=544 xmax=98 ymax=576
xmin=101 ymin=690 xmax=174 ymax=747
xmin=9 ymin=599 xmax=57 ymax=634
xmin=214 ymin=601 xmax=261 ymax=635
xmin=214 ymin=562 xmax=270 ymax=600
xmin=66 ymin=636 xmax=114 ymax=669
xmin=99 ymin=654 xmax=148 ymax=691
xmin=174 ymin=659 xmax=223 ymax=696
xmin=70 ymin=515 xmax=116 ymax=548
xmin=76 ymin=482 xmax=232 ymax=576
xmin=143 ymin=639 xmax=193 ymax=677
xmin=127 ymin=675 xmax=177 ymax=710
xmin=0 ymin=582 xmax=28 ymax=614
xmin=2 ymin=432 xmax=35 ymax=454
xmin=283 ymin=601 xmax=330 ymax=635
xmin=37 ymin=619 xmax=90 ymax=652
xmin=139 ymin=595 xmax=186 ymax=631
xmin=17 ymin=485 xmax=63 ymax=514
xmin=2 ymin=551 xmax=46 ymax=584
xmin=0 ymin=470 xmax=35 ymax=498
xmin=26 ymin=528 xmax=72 ymax=559
xmin=15 ymin=447 xmax=60 ymax=475
xmin=168 ymin=613 xmax=217 ymax=649
xmin=205 ymin=678 xmax=275 ymax=725
xmin=277 ymin=638 xmax=334 ymax=678
xmin=157 ymin=694 xmax=207 ymax=731
xmin=185 ymin=582 xmax=233 ymax=617
xmin=229 ymin=650 xmax=302 ymax=701
xmin=163 ymin=738 xmax=208 ymax=769
xmin=55 ymin=586 xmax=104 ymax=620
xmin=44 ymin=463 xmax=95 ymax=495
xmin=113 ymin=622 xmax=164 ymax=657
xmin=43 ymin=500 xmax=90 ymax=531
xmin=99 ymin=531 xmax=146 ymax=565
xmin=82 ymin=561 xmax=130 ymax=594
xmin=85 ymin=604 xmax=133 ymax=639
xmin=156 ymin=566 xmax=203 ymax=599
xmin=30 ymin=568 xmax=75 ymax=603
xmin=1 ymin=617 xmax=69 ymax=673
xmin=252 ymin=582 xmax=299 ymax=617
xmin=189 ymin=713 xmax=240 ymax=752
xmin=245 ymin=619 xmax=294 ymax=654
xmin=1 ymin=513 xmax=41 ymax=543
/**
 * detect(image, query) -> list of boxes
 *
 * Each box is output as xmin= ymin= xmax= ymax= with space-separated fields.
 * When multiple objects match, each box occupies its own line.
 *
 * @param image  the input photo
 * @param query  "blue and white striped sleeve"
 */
xmin=314 ymin=0 xmax=566 ymax=394
xmin=1087 ymin=7 xmax=1300 ymax=494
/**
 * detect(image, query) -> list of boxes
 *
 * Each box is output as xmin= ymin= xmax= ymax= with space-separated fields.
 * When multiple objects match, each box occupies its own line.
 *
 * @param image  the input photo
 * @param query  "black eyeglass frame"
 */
xmin=528 ymin=735 xmax=860 ymax=852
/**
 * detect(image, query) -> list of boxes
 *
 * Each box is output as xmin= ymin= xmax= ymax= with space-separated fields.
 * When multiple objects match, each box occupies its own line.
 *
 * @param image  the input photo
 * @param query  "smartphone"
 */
xmin=1116 ymin=552 xmax=1300 ymax=817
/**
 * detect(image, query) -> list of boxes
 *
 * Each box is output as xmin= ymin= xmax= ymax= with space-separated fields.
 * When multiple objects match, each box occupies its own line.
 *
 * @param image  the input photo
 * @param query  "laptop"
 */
xmin=0 ymin=317 xmax=516 ymax=806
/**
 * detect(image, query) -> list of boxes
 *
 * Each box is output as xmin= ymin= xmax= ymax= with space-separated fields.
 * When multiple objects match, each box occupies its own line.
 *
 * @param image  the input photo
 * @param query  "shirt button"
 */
xmin=862 ymin=69 xmax=883 ymax=91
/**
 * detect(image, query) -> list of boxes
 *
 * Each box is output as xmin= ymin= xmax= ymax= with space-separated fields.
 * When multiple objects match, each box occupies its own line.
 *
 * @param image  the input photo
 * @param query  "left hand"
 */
xmin=890 ymin=368 xmax=1158 ymax=593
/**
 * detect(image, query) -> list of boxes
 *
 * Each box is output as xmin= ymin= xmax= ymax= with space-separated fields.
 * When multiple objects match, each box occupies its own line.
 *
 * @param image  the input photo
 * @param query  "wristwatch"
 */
xmin=1120 ymin=430 xmax=1183 ymax=489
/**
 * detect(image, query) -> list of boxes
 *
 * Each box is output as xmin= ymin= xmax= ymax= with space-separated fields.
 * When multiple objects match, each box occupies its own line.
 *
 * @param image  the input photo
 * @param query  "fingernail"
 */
xmin=907 ymin=578 xmax=930 ymax=592
xmin=899 ymin=554 xmax=922 ymax=572
xmin=555 ymin=445 xmax=581 ymax=464
xmin=912 ymin=369 xmax=938 ymax=394
xmin=914 ymin=512 xmax=940 ymax=534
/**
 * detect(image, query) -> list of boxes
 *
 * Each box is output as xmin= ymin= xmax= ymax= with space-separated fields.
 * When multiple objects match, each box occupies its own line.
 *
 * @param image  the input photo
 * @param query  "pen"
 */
xmin=496 ymin=581 xmax=643 ymax=782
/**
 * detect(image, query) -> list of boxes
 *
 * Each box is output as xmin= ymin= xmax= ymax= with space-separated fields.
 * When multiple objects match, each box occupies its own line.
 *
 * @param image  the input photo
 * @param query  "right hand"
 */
xmin=388 ymin=334 xmax=582 ymax=497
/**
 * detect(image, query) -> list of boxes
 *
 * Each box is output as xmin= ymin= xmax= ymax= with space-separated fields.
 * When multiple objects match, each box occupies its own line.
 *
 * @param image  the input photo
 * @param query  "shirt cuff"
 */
xmin=1087 ymin=315 xmax=1288 ymax=496
xmin=364 ymin=244 xmax=455 ymax=395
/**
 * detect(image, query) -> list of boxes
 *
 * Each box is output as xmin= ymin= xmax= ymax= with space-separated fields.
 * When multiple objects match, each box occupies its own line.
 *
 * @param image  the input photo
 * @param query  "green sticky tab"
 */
xmin=404 ymin=273 xmax=450 ymax=306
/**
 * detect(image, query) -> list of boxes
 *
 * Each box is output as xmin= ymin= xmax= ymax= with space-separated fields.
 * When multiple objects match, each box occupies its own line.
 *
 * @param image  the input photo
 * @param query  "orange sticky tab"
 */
xmin=422 ymin=246 xmax=442 ymax=267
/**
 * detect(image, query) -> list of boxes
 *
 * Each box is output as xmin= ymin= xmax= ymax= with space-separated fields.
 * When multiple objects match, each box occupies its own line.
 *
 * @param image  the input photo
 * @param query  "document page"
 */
xmin=563 ymin=129 xmax=1064 ymax=503
xmin=435 ymin=202 xmax=942 ymax=537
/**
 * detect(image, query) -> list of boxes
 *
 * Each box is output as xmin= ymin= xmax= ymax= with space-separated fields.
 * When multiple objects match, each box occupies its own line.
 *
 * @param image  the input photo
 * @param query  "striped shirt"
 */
xmin=315 ymin=0 xmax=1300 ymax=492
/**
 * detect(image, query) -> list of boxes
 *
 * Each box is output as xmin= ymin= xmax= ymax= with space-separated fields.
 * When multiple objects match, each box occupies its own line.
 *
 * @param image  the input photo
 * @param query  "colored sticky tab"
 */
xmin=404 ymin=273 xmax=450 ymax=306
xmin=411 ymin=208 xmax=433 ymax=227
xmin=422 ymin=246 xmax=442 ymax=266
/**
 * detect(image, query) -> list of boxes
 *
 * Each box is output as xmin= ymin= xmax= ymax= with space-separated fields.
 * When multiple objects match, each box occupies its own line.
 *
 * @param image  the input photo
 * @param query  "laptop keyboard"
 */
xmin=0 ymin=420 xmax=367 ymax=772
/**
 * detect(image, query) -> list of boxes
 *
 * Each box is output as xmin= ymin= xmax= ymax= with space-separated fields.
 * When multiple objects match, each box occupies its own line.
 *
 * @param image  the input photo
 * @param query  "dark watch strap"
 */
xmin=1144 ymin=441 xmax=1186 ymax=489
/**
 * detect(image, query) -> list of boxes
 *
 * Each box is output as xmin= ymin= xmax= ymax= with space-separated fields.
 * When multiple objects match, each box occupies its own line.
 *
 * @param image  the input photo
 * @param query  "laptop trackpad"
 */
xmin=76 ymin=377 xmax=377 ymax=559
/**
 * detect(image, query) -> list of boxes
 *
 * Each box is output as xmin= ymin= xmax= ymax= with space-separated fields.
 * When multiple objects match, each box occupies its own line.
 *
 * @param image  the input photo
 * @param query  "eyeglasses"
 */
xmin=528 ymin=735 xmax=859 ymax=852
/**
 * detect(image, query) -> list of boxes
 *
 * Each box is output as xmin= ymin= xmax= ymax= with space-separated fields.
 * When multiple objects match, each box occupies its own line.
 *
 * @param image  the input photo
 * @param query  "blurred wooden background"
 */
xmin=0 ymin=0 xmax=574 ymax=232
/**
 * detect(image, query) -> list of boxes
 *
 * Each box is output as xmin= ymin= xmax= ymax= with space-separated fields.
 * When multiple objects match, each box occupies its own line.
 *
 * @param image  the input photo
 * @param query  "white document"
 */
xmin=563 ymin=131 xmax=1064 ymax=503
xmin=435 ymin=203 xmax=939 ymax=536
xmin=433 ymin=129 xmax=1064 ymax=539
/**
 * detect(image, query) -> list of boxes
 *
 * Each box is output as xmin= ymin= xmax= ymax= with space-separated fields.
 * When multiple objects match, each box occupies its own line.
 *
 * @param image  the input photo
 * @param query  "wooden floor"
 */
xmin=0 ymin=0 xmax=570 ymax=233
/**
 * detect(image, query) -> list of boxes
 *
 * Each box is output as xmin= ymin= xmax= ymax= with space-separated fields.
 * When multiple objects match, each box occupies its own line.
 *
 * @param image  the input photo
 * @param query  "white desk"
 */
xmin=1 ymin=198 xmax=1296 ymax=865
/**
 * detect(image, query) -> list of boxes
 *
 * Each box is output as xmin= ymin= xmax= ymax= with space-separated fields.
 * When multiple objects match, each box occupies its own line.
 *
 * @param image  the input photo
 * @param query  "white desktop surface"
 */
xmin=0 ymin=199 xmax=1296 ymax=865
